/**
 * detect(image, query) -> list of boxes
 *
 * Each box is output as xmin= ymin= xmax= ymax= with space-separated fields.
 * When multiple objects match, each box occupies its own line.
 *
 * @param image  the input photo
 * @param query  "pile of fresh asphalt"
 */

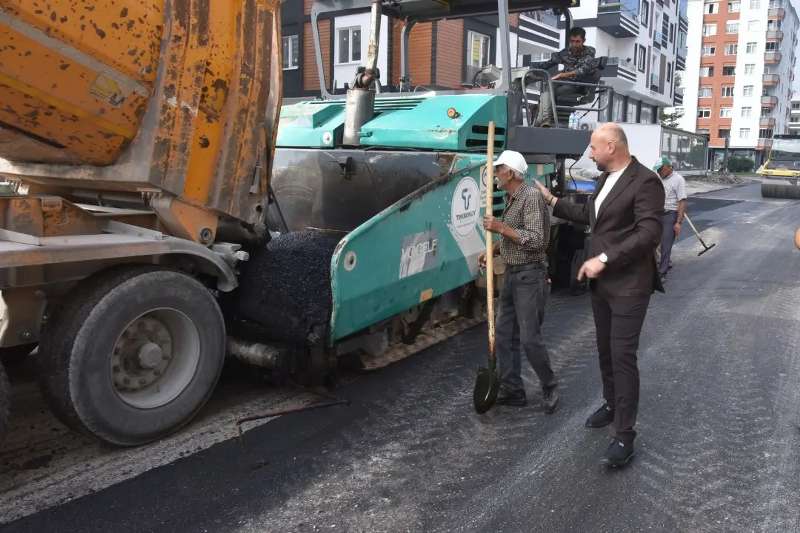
xmin=234 ymin=230 xmax=342 ymax=345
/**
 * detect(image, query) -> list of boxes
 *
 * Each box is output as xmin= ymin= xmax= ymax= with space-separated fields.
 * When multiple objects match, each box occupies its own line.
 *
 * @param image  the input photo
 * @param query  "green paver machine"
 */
xmin=235 ymin=0 xmax=599 ymax=381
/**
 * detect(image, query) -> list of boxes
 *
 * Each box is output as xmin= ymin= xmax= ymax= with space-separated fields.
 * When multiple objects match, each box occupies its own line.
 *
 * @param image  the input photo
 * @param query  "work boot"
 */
xmin=602 ymin=438 xmax=635 ymax=468
xmin=496 ymin=388 xmax=527 ymax=407
xmin=542 ymin=387 xmax=559 ymax=414
xmin=585 ymin=403 xmax=614 ymax=428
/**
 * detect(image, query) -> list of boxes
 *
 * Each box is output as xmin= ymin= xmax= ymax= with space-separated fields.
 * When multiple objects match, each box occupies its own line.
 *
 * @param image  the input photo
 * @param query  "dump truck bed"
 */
xmin=0 ymin=0 xmax=282 ymax=230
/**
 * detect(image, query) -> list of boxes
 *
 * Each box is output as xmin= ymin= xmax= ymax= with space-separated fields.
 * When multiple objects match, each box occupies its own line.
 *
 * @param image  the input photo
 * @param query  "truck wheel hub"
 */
xmin=112 ymin=316 xmax=173 ymax=393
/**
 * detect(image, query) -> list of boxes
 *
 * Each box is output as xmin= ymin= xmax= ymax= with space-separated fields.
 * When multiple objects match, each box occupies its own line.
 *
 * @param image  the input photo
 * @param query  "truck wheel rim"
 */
xmin=110 ymin=308 xmax=201 ymax=409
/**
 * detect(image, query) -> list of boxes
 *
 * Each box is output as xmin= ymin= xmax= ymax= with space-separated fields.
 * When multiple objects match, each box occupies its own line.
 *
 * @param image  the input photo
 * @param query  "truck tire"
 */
xmin=761 ymin=182 xmax=800 ymax=199
xmin=0 ymin=362 xmax=9 ymax=444
xmin=38 ymin=267 xmax=226 ymax=446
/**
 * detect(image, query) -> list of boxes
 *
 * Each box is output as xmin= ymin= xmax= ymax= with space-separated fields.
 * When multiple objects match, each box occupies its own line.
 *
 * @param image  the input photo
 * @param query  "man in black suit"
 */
xmin=535 ymin=123 xmax=664 ymax=467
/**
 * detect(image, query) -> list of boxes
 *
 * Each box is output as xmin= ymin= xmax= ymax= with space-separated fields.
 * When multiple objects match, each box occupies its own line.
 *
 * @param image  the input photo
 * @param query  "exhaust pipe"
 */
xmin=343 ymin=0 xmax=381 ymax=146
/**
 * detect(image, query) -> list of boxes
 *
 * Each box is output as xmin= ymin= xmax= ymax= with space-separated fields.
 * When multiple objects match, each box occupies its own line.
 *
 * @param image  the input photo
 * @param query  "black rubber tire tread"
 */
xmin=761 ymin=183 xmax=800 ymax=199
xmin=37 ymin=266 xmax=226 ymax=446
xmin=0 ymin=362 xmax=8 ymax=444
xmin=0 ymin=343 xmax=36 ymax=367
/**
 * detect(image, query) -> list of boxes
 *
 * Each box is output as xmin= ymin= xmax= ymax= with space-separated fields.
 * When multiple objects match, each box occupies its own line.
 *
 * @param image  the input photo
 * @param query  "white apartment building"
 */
xmin=677 ymin=0 xmax=799 ymax=164
xmin=520 ymin=0 xmax=689 ymax=124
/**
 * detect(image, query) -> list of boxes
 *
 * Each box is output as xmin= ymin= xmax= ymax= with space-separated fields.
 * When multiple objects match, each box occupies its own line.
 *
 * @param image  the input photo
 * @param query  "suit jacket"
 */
xmin=553 ymin=157 xmax=665 ymax=297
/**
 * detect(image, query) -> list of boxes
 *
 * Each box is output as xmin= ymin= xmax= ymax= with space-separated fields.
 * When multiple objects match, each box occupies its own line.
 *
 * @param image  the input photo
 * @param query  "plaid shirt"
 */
xmin=533 ymin=45 xmax=598 ymax=81
xmin=499 ymin=183 xmax=550 ymax=266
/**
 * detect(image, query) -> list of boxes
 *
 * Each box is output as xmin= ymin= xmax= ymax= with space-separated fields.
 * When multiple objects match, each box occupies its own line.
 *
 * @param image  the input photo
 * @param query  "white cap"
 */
xmin=493 ymin=150 xmax=528 ymax=176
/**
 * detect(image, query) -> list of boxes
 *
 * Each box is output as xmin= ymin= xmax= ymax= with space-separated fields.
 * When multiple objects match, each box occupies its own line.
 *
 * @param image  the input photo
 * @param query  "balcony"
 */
xmin=673 ymin=92 xmax=683 ymax=106
xmin=757 ymin=138 xmax=773 ymax=150
xmin=768 ymin=7 xmax=785 ymax=18
xmin=760 ymin=117 xmax=776 ymax=128
xmin=763 ymin=73 xmax=780 ymax=85
xmin=600 ymin=58 xmax=638 ymax=86
xmin=764 ymin=51 xmax=782 ymax=64
xmin=766 ymin=30 xmax=784 ymax=40
xmin=676 ymin=46 xmax=687 ymax=70
xmin=597 ymin=0 xmax=640 ymax=37
xmin=762 ymin=95 xmax=779 ymax=107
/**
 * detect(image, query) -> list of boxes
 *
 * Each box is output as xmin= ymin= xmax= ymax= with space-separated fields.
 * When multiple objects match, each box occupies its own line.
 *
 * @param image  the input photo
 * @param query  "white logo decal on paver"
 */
xmin=451 ymin=177 xmax=480 ymax=237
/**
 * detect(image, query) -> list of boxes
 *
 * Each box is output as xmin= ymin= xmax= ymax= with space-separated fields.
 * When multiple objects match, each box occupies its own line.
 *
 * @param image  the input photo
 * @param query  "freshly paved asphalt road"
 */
xmin=3 ymin=183 xmax=800 ymax=532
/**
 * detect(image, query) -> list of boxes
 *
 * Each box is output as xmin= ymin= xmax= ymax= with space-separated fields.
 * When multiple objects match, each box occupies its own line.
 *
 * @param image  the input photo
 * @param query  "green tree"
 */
xmin=660 ymin=109 xmax=684 ymax=128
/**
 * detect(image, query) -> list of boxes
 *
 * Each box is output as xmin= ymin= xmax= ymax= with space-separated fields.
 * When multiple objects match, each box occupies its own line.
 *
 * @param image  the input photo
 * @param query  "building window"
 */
xmin=767 ymin=20 xmax=782 ymax=31
xmin=699 ymin=86 xmax=713 ymax=97
xmin=740 ymin=128 xmax=750 ymax=138
xmin=627 ymin=100 xmax=639 ymax=122
xmin=728 ymin=0 xmax=741 ymax=11
xmin=762 ymin=107 xmax=773 ymax=116
xmin=750 ymin=0 xmax=760 ymax=7
xmin=698 ymin=108 xmax=711 ymax=118
xmin=725 ymin=43 xmax=738 ymax=55
xmin=467 ymin=31 xmax=491 ymax=73
xmin=725 ymin=22 xmax=738 ymax=34
xmin=744 ymin=64 xmax=756 ymax=75
xmin=741 ymin=106 xmax=752 ymax=117
xmin=613 ymin=97 xmax=626 ymax=122
xmin=703 ymin=23 xmax=717 ymax=36
xmin=720 ymin=107 xmax=733 ymax=118
xmin=282 ymin=35 xmax=299 ymax=70
xmin=748 ymin=20 xmax=760 ymax=31
xmin=722 ymin=65 xmax=736 ymax=76
xmin=704 ymin=1 xmax=719 ymax=13
xmin=743 ymin=85 xmax=754 ymax=96
xmin=667 ymin=63 xmax=672 ymax=82
xmin=638 ymin=45 xmax=647 ymax=72
xmin=337 ymin=26 xmax=362 ymax=64
xmin=760 ymin=128 xmax=773 ymax=138
xmin=700 ymin=66 xmax=714 ymax=77
xmin=765 ymin=42 xmax=779 ymax=51
xmin=746 ymin=42 xmax=758 ymax=53
xmin=702 ymin=46 xmax=716 ymax=56
xmin=722 ymin=85 xmax=734 ymax=97
xmin=640 ymin=105 xmax=654 ymax=124
xmin=641 ymin=0 xmax=650 ymax=25
xmin=670 ymin=23 xmax=675 ymax=43
xmin=719 ymin=128 xmax=730 ymax=138
xmin=697 ymin=129 xmax=710 ymax=135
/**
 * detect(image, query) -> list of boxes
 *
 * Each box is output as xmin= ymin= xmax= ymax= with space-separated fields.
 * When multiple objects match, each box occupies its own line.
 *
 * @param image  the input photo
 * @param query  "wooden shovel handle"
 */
xmin=485 ymin=122 xmax=496 ymax=360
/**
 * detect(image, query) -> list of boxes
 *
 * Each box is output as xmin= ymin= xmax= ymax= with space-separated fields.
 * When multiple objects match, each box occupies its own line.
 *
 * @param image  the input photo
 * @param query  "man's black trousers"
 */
xmin=589 ymin=290 xmax=651 ymax=444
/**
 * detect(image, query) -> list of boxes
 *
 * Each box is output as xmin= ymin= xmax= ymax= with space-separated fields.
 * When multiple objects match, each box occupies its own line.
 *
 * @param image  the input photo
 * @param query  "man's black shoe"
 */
xmin=542 ymin=387 xmax=559 ymax=414
xmin=496 ymin=389 xmax=527 ymax=406
xmin=602 ymin=438 xmax=635 ymax=468
xmin=585 ymin=403 xmax=614 ymax=428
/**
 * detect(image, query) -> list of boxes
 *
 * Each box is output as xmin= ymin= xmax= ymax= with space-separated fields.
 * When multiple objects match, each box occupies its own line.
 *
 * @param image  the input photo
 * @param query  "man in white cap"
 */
xmin=480 ymin=150 xmax=558 ymax=413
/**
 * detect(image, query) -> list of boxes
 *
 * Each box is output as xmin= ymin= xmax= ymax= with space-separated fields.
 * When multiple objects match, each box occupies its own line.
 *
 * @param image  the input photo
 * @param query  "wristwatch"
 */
xmin=598 ymin=252 xmax=609 ymax=264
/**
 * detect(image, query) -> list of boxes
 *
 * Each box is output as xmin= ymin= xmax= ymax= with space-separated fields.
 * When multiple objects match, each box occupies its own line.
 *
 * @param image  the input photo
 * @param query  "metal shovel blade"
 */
xmin=473 ymin=366 xmax=500 ymax=414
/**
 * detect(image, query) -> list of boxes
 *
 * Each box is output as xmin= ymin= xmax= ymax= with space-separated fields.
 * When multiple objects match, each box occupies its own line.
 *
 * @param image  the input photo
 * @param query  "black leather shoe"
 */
xmin=542 ymin=387 xmax=559 ymax=414
xmin=602 ymin=438 xmax=635 ymax=468
xmin=496 ymin=389 xmax=527 ymax=406
xmin=585 ymin=403 xmax=614 ymax=428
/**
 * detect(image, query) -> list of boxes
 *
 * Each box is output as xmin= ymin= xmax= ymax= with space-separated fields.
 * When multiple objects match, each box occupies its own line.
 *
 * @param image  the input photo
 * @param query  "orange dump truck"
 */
xmin=0 ymin=1 xmax=282 ymax=445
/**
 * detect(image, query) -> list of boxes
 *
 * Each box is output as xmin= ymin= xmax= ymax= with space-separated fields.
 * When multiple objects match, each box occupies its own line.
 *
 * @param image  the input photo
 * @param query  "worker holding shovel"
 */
xmin=478 ymin=150 xmax=559 ymax=413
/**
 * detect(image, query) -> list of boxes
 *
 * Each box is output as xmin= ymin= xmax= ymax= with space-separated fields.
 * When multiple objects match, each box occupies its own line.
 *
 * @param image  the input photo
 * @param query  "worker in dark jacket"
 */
xmin=532 ymin=27 xmax=597 ymax=127
xmin=535 ymin=123 xmax=665 ymax=468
